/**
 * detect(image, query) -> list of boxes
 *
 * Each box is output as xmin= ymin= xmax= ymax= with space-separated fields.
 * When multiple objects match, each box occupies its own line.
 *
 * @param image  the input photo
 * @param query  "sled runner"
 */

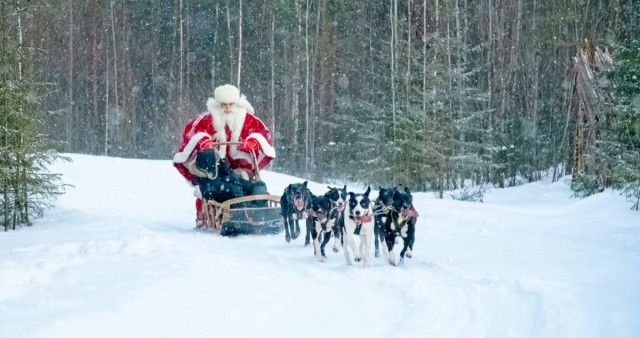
xmin=197 ymin=142 xmax=283 ymax=236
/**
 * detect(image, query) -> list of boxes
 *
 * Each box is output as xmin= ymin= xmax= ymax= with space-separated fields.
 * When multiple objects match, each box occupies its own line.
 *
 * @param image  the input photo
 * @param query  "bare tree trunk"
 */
xmin=532 ymin=0 xmax=540 ymax=179
xmin=405 ymin=0 xmax=412 ymax=111
xmin=67 ymin=0 xmax=74 ymax=151
xmin=179 ymin=0 xmax=184 ymax=119
xmin=110 ymin=0 xmax=119 ymax=147
xmin=211 ymin=4 xmax=218 ymax=90
xmin=186 ymin=0 xmax=190 ymax=107
xmin=270 ymin=12 xmax=276 ymax=153
xmin=236 ymin=0 xmax=242 ymax=87
xmin=310 ymin=1 xmax=321 ymax=172
xmin=304 ymin=0 xmax=310 ymax=174
xmin=120 ymin=0 xmax=135 ymax=154
xmin=390 ymin=0 xmax=396 ymax=140
xmin=17 ymin=0 xmax=27 ymax=224
xmin=292 ymin=0 xmax=301 ymax=163
xmin=91 ymin=19 xmax=99 ymax=150
xmin=105 ymin=0 xmax=110 ymax=156
xmin=422 ymin=0 xmax=427 ymax=112
xmin=1 ymin=0 xmax=7 ymax=231
xmin=487 ymin=0 xmax=493 ymax=147
xmin=227 ymin=0 xmax=234 ymax=82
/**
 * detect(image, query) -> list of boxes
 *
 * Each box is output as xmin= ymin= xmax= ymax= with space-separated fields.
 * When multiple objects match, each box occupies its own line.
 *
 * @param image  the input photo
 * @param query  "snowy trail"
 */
xmin=1 ymin=154 xmax=638 ymax=337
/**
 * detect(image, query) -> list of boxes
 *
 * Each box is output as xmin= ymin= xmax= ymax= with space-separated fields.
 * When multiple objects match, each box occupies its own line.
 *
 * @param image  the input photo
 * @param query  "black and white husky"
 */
xmin=305 ymin=185 xmax=346 ymax=248
xmin=340 ymin=187 xmax=374 ymax=267
xmin=306 ymin=195 xmax=340 ymax=262
xmin=324 ymin=185 xmax=347 ymax=253
xmin=373 ymin=187 xmax=396 ymax=257
xmin=324 ymin=185 xmax=347 ymax=212
xmin=381 ymin=187 xmax=418 ymax=266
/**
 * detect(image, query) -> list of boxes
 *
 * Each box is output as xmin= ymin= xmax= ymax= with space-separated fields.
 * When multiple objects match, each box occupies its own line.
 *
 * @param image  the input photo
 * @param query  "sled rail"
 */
xmin=201 ymin=195 xmax=282 ymax=236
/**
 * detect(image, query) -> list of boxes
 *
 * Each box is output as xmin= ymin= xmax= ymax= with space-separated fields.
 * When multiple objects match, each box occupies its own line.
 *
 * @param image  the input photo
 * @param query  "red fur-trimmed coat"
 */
xmin=173 ymin=96 xmax=276 ymax=186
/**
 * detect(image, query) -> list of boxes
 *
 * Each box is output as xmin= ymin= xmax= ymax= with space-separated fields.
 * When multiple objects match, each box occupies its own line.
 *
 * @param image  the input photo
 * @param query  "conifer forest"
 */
xmin=1 ymin=0 xmax=639 ymax=229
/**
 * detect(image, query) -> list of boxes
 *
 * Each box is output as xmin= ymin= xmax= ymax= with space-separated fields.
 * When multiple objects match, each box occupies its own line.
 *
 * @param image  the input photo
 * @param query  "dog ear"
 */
xmin=404 ymin=186 xmax=411 ymax=194
xmin=303 ymin=181 xmax=308 ymax=188
xmin=364 ymin=186 xmax=371 ymax=196
xmin=348 ymin=192 xmax=355 ymax=198
xmin=342 ymin=185 xmax=347 ymax=190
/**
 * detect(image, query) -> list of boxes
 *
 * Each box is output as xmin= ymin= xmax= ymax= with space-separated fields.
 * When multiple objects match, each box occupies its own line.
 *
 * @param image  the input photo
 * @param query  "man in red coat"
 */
xmin=173 ymin=84 xmax=276 ymax=226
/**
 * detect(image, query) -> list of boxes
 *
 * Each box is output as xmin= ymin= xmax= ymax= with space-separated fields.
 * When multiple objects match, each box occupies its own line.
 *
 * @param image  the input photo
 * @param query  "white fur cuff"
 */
xmin=193 ymin=185 xmax=202 ymax=198
xmin=247 ymin=133 xmax=276 ymax=158
xmin=173 ymin=132 xmax=211 ymax=163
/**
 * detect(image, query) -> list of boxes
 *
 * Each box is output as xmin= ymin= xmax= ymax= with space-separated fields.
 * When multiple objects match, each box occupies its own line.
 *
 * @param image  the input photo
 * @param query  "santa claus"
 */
xmin=173 ymin=84 xmax=276 ymax=226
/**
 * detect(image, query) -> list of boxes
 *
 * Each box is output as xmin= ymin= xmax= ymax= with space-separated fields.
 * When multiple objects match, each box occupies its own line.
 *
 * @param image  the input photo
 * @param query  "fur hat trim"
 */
xmin=214 ymin=84 xmax=240 ymax=104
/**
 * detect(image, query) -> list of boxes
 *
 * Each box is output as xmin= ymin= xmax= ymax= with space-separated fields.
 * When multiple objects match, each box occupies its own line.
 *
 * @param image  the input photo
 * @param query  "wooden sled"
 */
xmin=196 ymin=142 xmax=283 ymax=236
xmin=200 ymin=194 xmax=283 ymax=236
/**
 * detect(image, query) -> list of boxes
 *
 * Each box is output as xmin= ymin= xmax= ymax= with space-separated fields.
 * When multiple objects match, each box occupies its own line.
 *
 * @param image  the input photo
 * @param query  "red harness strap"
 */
xmin=401 ymin=208 xmax=419 ymax=218
xmin=350 ymin=214 xmax=373 ymax=225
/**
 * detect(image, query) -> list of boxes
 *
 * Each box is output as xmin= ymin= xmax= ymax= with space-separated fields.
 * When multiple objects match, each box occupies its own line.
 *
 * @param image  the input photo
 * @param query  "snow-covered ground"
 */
xmin=1 ymin=154 xmax=639 ymax=338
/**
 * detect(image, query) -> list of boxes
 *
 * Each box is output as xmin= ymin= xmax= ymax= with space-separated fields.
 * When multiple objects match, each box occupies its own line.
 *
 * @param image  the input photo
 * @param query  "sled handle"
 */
xmin=207 ymin=141 xmax=261 ymax=181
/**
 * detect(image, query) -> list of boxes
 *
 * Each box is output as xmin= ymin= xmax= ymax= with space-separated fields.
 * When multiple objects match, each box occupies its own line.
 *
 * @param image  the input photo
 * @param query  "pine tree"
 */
xmin=0 ymin=0 xmax=67 ymax=231
xmin=605 ymin=42 xmax=640 ymax=210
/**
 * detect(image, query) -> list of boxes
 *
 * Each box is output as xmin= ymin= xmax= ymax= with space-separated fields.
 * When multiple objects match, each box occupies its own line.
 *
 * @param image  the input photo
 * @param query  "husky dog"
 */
xmin=381 ymin=187 xmax=418 ymax=266
xmin=306 ymin=195 xmax=340 ymax=262
xmin=305 ymin=185 xmax=347 ymax=248
xmin=373 ymin=187 xmax=396 ymax=257
xmin=323 ymin=185 xmax=347 ymax=252
xmin=339 ymin=187 xmax=374 ymax=267
xmin=280 ymin=182 xmax=312 ymax=243
xmin=195 ymin=148 xmax=267 ymax=208
xmin=324 ymin=185 xmax=347 ymax=211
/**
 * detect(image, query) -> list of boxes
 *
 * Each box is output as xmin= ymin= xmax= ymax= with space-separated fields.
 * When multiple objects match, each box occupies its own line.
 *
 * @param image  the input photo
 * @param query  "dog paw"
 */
xmin=354 ymin=257 xmax=362 ymax=262
xmin=374 ymin=250 xmax=380 ymax=258
xmin=399 ymin=257 xmax=405 ymax=265
xmin=406 ymin=251 xmax=413 ymax=258
xmin=292 ymin=233 xmax=299 ymax=240
xmin=304 ymin=241 xmax=310 ymax=246
xmin=318 ymin=258 xmax=326 ymax=263
xmin=285 ymin=234 xmax=291 ymax=243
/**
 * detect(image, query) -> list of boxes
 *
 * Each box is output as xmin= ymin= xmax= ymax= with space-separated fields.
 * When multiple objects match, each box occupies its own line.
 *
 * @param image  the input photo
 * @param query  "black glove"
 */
xmin=195 ymin=148 xmax=218 ymax=177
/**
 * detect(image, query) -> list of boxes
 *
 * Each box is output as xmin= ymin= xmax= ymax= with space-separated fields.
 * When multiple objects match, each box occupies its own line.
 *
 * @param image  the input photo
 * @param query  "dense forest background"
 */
xmin=2 ymin=0 xmax=639 ymax=226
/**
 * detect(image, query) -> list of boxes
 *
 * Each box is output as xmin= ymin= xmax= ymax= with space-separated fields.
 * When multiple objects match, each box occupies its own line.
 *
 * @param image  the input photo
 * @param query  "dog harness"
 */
xmin=308 ymin=207 xmax=339 ymax=231
xmin=388 ymin=207 xmax=418 ymax=237
xmin=373 ymin=200 xmax=395 ymax=216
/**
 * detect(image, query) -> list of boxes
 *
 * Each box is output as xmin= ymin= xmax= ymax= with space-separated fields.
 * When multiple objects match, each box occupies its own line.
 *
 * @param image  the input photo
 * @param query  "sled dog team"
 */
xmin=280 ymin=182 xmax=418 ymax=267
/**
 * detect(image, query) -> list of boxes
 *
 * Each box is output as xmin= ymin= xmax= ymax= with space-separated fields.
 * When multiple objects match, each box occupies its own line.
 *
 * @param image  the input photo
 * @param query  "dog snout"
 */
xmin=355 ymin=210 xmax=361 ymax=216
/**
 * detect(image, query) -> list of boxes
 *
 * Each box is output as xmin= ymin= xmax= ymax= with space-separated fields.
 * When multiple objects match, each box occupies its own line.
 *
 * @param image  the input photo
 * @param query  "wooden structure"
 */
xmin=200 ymin=194 xmax=283 ymax=236
xmin=571 ymin=46 xmax=613 ymax=174
xmin=195 ymin=142 xmax=283 ymax=236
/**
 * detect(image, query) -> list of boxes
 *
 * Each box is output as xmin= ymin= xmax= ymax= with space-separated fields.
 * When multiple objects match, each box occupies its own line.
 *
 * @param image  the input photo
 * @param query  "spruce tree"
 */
xmin=0 ymin=0 xmax=67 ymax=231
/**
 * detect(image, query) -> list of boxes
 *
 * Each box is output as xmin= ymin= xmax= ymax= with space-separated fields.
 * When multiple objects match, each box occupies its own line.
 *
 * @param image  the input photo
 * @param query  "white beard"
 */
xmin=206 ymin=98 xmax=248 ymax=158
